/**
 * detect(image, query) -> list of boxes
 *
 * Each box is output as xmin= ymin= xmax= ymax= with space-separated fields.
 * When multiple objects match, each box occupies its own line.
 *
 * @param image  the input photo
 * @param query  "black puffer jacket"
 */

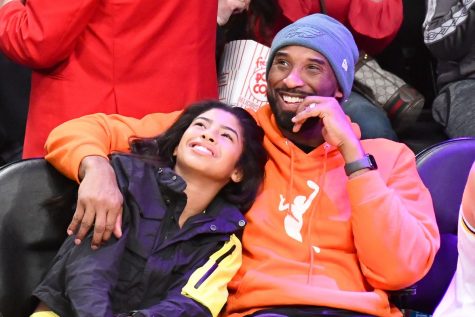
xmin=33 ymin=154 xmax=245 ymax=317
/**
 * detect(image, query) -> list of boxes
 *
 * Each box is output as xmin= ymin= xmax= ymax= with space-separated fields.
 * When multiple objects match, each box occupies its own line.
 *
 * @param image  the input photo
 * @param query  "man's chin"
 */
xmin=276 ymin=113 xmax=321 ymax=135
xmin=274 ymin=111 xmax=295 ymax=133
xmin=299 ymin=117 xmax=321 ymax=132
xmin=268 ymin=95 xmax=322 ymax=134
xmin=279 ymin=118 xmax=295 ymax=132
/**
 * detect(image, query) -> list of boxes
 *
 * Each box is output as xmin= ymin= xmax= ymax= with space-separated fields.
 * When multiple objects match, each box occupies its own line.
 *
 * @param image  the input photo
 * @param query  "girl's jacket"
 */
xmin=45 ymin=104 xmax=440 ymax=317
xmin=33 ymin=154 xmax=244 ymax=317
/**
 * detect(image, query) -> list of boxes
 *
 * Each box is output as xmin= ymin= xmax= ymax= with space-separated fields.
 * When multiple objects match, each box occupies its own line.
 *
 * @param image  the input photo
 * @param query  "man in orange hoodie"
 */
xmin=44 ymin=14 xmax=439 ymax=317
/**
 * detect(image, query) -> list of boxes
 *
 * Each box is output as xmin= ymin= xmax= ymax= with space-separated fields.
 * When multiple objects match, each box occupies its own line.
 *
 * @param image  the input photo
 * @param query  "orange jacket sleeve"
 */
xmin=45 ymin=111 xmax=181 ymax=182
xmin=348 ymin=144 xmax=440 ymax=290
xmin=0 ymin=0 xmax=99 ymax=68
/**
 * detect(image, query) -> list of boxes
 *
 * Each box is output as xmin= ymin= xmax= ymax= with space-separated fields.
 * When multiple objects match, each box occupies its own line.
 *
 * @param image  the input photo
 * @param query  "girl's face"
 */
xmin=173 ymin=108 xmax=244 ymax=184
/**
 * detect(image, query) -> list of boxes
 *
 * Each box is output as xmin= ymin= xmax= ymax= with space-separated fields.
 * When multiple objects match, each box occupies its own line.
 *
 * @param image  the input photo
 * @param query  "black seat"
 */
xmin=0 ymin=159 xmax=77 ymax=317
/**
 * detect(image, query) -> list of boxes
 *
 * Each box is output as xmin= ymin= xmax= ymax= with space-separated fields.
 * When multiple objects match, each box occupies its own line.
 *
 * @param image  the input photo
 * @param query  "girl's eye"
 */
xmin=221 ymin=133 xmax=234 ymax=141
xmin=193 ymin=121 xmax=206 ymax=128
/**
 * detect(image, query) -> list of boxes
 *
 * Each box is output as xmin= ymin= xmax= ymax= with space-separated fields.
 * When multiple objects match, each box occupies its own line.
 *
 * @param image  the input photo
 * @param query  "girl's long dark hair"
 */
xmin=130 ymin=100 xmax=268 ymax=213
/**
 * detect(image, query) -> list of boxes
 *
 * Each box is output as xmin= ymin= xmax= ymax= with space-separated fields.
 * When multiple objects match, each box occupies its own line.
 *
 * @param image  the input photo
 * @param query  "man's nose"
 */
xmin=283 ymin=69 xmax=304 ymax=88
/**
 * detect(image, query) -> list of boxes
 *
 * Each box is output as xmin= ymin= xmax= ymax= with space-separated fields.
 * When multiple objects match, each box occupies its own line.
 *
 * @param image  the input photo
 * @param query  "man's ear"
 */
xmin=334 ymin=89 xmax=343 ymax=99
xmin=231 ymin=168 xmax=243 ymax=183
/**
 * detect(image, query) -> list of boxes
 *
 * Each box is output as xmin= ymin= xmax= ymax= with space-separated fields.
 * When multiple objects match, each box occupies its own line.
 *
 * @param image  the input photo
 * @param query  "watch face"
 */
xmin=344 ymin=154 xmax=378 ymax=176
xmin=368 ymin=154 xmax=378 ymax=169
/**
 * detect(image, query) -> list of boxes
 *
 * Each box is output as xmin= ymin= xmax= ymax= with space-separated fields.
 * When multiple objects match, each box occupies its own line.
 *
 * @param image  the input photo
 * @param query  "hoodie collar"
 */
xmin=256 ymin=104 xmax=361 ymax=156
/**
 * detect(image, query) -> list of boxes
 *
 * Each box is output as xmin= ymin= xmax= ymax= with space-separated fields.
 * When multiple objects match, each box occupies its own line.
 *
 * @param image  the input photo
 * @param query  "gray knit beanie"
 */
xmin=266 ymin=13 xmax=359 ymax=100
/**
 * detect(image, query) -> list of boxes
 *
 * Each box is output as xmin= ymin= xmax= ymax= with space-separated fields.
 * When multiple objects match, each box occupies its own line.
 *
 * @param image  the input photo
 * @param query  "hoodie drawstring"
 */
xmin=306 ymin=142 xmax=330 ymax=284
xmin=286 ymin=140 xmax=295 ymax=201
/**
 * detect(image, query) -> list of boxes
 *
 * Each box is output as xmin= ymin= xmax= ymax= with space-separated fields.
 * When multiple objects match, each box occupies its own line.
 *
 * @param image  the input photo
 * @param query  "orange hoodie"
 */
xmin=45 ymin=104 xmax=439 ymax=317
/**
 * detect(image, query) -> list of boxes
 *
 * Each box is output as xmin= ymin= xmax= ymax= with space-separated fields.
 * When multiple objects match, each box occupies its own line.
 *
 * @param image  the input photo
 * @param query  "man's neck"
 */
xmin=295 ymin=142 xmax=317 ymax=153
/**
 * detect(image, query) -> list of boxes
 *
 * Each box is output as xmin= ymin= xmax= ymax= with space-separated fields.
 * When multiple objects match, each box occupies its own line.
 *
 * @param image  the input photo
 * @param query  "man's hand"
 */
xmin=291 ymin=96 xmax=365 ymax=163
xmin=69 ymin=156 xmax=124 ymax=249
xmin=1 ymin=0 xmax=23 ymax=7
xmin=217 ymin=0 xmax=249 ymax=26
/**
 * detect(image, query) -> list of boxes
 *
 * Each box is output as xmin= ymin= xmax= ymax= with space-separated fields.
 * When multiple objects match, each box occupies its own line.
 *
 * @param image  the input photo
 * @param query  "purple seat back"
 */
xmin=405 ymin=138 xmax=475 ymax=314
xmin=416 ymin=137 xmax=475 ymax=234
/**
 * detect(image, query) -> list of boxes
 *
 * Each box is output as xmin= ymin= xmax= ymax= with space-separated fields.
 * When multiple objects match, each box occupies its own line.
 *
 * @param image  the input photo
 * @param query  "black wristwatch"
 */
xmin=344 ymin=154 xmax=378 ymax=176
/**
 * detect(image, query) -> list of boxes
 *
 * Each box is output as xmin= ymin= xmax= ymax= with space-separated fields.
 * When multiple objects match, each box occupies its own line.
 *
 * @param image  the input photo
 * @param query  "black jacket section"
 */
xmin=424 ymin=0 xmax=475 ymax=88
xmin=32 ymin=154 xmax=245 ymax=317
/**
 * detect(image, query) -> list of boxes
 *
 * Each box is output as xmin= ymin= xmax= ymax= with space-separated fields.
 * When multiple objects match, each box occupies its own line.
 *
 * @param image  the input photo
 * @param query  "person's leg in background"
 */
xmin=342 ymin=91 xmax=398 ymax=141
xmin=432 ymin=79 xmax=475 ymax=139
xmin=0 ymin=52 xmax=30 ymax=165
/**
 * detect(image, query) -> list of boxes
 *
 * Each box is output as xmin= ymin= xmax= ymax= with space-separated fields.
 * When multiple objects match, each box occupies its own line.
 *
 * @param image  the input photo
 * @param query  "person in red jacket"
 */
xmin=44 ymin=14 xmax=438 ymax=316
xmin=245 ymin=0 xmax=402 ymax=55
xmin=0 ymin=0 xmax=219 ymax=158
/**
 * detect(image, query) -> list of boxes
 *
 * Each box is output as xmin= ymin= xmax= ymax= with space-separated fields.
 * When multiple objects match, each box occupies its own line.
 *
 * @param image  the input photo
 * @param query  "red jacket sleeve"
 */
xmin=0 ymin=0 xmax=99 ymax=68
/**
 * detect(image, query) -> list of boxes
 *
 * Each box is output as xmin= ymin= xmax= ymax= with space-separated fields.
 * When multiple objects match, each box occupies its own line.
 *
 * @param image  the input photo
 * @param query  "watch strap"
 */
xmin=344 ymin=154 xmax=377 ymax=176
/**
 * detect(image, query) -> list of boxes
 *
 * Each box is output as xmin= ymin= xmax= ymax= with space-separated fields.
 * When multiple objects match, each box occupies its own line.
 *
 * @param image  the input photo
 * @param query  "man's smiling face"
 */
xmin=266 ymin=45 xmax=342 ymax=133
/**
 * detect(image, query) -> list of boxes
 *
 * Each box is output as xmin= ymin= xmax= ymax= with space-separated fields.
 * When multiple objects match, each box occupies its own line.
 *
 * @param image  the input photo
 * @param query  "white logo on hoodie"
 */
xmin=278 ymin=180 xmax=320 ymax=242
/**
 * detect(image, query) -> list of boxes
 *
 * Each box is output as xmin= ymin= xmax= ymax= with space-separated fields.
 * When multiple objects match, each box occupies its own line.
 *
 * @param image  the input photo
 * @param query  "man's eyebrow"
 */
xmin=274 ymin=51 xmax=293 ymax=60
xmin=194 ymin=116 xmax=240 ymax=140
xmin=308 ymin=57 xmax=326 ymax=65
xmin=274 ymin=51 xmax=289 ymax=58
xmin=274 ymin=50 xmax=326 ymax=65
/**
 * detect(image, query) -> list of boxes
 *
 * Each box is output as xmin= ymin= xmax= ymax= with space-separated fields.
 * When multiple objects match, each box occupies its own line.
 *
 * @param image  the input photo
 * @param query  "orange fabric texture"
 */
xmin=45 ymin=104 xmax=439 ymax=317
xmin=0 ymin=0 xmax=218 ymax=158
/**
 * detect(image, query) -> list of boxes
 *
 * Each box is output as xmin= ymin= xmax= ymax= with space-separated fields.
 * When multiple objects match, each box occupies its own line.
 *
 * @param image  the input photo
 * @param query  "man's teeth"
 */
xmin=282 ymin=95 xmax=304 ymax=103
